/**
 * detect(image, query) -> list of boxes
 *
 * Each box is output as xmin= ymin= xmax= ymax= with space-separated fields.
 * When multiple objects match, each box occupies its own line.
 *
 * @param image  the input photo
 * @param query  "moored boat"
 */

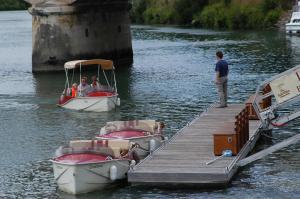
xmin=96 ymin=120 xmax=166 ymax=159
xmin=51 ymin=140 xmax=135 ymax=194
xmin=286 ymin=1 xmax=300 ymax=34
xmin=58 ymin=59 xmax=120 ymax=112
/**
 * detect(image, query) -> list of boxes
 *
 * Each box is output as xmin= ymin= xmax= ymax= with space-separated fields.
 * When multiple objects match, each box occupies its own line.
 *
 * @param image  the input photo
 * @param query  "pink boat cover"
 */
xmin=98 ymin=130 xmax=146 ymax=139
xmin=54 ymin=153 xmax=109 ymax=164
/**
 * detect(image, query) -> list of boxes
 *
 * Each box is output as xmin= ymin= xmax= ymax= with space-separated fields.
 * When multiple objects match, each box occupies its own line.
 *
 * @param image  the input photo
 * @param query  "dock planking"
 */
xmin=128 ymin=104 xmax=262 ymax=186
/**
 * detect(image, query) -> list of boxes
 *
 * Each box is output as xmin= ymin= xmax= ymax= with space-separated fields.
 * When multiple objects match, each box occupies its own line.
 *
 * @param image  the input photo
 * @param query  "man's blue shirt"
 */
xmin=215 ymin=60 xmax=228 ymax=77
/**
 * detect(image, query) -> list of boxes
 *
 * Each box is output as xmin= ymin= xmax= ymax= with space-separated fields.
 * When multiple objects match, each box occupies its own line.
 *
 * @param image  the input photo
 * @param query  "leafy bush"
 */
xmin=263 ymin=8 xmax=283 ymax=27
xmin=194 ymin=0 xmax=287 ymax=29
xmin=0 ymin=0 xmax=29 ymax=11
xmin=195 ymin=3 xmax=227 ymax=29
xmin=130 ymin=0 xmax=293 ymax=29
xmin=130 ymin=0 xmax=147 ymax=23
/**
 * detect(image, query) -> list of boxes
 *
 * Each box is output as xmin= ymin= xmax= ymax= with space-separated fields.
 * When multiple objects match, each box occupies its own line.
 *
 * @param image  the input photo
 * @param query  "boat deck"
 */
xmin=128 ymin=104 xmax=262 ymax=186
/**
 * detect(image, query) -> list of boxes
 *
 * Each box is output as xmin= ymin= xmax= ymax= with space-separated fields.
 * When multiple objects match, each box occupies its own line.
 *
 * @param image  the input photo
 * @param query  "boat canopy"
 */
xmin=64 ymin=59 xmax=114 ymax=70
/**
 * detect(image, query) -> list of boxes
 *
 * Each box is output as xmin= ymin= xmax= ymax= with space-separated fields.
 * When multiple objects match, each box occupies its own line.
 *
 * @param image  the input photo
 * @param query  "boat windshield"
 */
xmin=293 ymin=19 xmax=300 ymax=23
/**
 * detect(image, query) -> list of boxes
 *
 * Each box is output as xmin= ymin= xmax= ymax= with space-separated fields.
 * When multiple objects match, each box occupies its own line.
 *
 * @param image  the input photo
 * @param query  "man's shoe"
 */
xmin=215 ymin=105 xmax=226 ymax=108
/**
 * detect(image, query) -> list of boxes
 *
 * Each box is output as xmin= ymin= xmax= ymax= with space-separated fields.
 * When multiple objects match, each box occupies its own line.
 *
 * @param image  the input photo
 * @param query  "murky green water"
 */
xmin=0 ymin=11 xmax=299 ymax=198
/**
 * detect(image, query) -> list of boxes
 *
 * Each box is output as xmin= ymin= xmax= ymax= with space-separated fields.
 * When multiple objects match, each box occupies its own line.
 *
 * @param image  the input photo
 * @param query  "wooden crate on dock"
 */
xmin=213 ymin=108 xmax=249 ymax=156
xmin=213 ymin=130 xmax=238 ymax=156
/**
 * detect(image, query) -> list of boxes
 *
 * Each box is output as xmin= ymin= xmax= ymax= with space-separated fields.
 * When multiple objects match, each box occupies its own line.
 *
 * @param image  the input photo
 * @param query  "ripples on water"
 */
xmin=0 ymin=11 xmax=299 ymax=198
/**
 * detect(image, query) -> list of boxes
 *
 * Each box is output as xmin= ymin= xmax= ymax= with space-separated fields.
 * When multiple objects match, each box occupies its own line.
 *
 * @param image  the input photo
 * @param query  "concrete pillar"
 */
xmin=25 ymin=0 xmax=133 ymax=72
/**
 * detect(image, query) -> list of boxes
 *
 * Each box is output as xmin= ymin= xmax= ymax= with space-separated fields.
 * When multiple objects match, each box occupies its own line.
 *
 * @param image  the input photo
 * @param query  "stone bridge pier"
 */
xmin=25 ymin=0 xmax=133 ymax=72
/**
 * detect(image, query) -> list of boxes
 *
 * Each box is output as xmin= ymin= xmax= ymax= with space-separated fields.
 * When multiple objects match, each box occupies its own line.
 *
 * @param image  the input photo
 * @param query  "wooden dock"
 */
xmin=128 ymin=104 xmax=262 ymax=186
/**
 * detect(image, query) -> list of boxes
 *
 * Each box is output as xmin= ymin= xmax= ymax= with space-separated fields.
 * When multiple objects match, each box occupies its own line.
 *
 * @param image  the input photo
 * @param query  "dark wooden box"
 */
xmin=213 ymin=132 xmax=238 ymax=156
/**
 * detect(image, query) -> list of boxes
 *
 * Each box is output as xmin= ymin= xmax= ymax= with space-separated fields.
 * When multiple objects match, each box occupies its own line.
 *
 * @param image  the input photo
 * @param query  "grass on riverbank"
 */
xmin=0 ymin=0 xmax=29 ymax=11
xmin=131 ymin=0 xmax=294 ymax=29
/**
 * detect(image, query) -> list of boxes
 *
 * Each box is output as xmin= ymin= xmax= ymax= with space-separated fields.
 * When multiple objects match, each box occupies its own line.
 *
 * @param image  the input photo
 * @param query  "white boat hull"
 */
xmin=286 ymin=24 xmax=300 ymax=34
xmin=59 ymin=95 xmax=119 ymax=112
xmin=52 ymin=159 xmax=130 ymax=194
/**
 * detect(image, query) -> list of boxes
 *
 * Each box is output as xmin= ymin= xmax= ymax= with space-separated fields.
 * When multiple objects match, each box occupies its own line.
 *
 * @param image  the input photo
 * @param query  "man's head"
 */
xmin=92 ymin=75 xmax=97 ymax=81
xmin=216 ymin=51 xmax=223 ymax=60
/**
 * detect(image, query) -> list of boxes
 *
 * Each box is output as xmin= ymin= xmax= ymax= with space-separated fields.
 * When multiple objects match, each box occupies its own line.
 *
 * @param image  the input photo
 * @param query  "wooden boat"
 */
xmin=58 ymin=59 xmax=120 ymax=112
xmin=96 ymin=120 xmax=166 ymax=159
xmin=50 ymin=140 xmax=135 ymax=194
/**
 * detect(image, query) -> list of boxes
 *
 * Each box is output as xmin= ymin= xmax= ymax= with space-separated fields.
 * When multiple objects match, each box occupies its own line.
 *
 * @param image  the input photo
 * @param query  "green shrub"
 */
xmin=263 ymin=8 xmax=283 ymax=27
xmin=143 ymin=5 xmax=177 ymax=24
xmin=0 ymin=0 xmax=29 ymax=11
xmin=130 ymin=0 xmax=147 ymax=23
xmin=226 ymin=5 xmax=264 ymax=29
xmin=130 ymin=0 xmax=291 ymax=30
xmin=173 ymin=0 xmax=209 ymax=24
xmin=194 ymin=3 xmax=228 ymax=29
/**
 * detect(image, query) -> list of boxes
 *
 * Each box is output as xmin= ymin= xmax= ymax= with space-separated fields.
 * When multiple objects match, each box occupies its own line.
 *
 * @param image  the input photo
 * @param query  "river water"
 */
xmin=0 ymin=11 xmax=299 ymax=199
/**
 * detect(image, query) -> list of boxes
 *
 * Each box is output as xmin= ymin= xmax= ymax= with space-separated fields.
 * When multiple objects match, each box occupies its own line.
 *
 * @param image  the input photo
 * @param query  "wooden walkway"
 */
xmin=128 ymin=104 xmax=262 ymax=186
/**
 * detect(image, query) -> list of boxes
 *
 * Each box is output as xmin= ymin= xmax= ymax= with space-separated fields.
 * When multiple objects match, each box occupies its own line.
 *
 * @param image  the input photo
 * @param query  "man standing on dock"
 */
xmin=215 ymin=51 xmax=228 ymax=108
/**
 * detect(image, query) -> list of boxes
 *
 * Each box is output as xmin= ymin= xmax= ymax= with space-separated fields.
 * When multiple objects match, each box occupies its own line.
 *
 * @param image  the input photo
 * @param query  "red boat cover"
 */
xmin=87 ymin=91 xmax=114 ymax=97
xmin=54 ymin=153 xmax=108 ymax=164
xmin=98 ymin=130 xmax=146 ymax=139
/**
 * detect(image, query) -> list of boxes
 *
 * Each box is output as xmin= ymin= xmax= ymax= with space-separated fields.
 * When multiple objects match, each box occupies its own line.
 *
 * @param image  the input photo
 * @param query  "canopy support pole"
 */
xmin=98 ymin=64 xmax=100 ymax=81
xmin=80 ymin=63 xmax=82 ymax=96
xmin=113 ymin=70 xmax=118 ymax=93
xmin=65 ymin=69 xmax=70 ymax=94
xmin=103 ymin=70 xmax=111 ymax=88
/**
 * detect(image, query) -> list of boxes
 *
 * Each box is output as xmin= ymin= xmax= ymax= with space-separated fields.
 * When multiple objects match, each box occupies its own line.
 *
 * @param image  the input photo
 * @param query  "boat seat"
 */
xmin=69 ymin=140 xmax=108 ymax=148
xmin=97 ymin=146 xmax=125 ymax=158
xmin=107 ymin=139 xmax=130 ymax=150
xmin=69 ymin=140 xmax=92 ymax=148
xmin=68 ymin=140 xmax=130 ymax=158
xmin=105 ymin=120 xmax=157 ymax=133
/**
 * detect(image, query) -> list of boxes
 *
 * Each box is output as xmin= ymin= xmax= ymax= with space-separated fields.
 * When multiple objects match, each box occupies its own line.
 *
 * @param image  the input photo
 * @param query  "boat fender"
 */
xmin=130 ymin=160 xmax=136 ymax=170
xmin=132 ymin=150 xmax=140 ymax=163
xmin=149 ymin=139 xmax=156 ymax=153
xmin=116 ymin=98 xmax=121 ymax=106
xmin=99 ymin=127 xmax=107 ymax=135
xmin=110 ymin=165 xmax=117 ymax=181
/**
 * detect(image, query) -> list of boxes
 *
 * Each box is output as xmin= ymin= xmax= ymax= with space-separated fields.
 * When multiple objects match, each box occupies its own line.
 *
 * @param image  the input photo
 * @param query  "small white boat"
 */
xmin=58 ymin=59 xmax=120 ymax=112
xmin=286 ymin=2 xmax=300 ymax=34
xmin=51 ymin=140 xmax=136 ymax=194
xmin=96 ymin=120 xmax=166 ymax=159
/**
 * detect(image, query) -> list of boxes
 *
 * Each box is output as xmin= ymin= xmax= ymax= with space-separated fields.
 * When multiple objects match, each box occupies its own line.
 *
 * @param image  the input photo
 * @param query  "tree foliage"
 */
xmin=0 ymin=0 xmax=29 ymax=11
xmin=131 ymin=0 xmax=294 ymax=29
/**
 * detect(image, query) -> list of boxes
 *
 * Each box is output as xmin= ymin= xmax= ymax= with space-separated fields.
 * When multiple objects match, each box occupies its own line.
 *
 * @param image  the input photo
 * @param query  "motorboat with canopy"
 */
xmin=58 ymin=59 xmax=120 ymax=112
xmin=51 ymin=139 xmax=136 ymax=194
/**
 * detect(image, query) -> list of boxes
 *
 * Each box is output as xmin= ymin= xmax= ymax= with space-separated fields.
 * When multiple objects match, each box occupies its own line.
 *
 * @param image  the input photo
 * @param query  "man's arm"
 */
xmin=215 ymin=71 xmax=220 ymax=83
xmin=215 ymin=62 xmax=221 ymax=83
